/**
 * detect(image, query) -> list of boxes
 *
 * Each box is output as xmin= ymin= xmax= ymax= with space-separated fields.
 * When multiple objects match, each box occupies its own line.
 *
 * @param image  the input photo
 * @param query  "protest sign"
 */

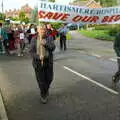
xmin=38 ymin=1 xmax=120 ymax=24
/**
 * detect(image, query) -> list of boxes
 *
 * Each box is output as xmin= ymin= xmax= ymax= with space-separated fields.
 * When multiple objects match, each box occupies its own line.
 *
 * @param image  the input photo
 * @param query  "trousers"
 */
xmin=113 ymin=58 xmax=120 ymax=82
xmin=60 ymin=35 xmax=67 ymax=51
xmin=33 ymin=58 xmax=53 ymax=97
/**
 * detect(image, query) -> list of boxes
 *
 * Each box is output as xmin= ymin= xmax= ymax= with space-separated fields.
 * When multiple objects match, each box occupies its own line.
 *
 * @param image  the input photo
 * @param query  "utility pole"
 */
xmin=1 ymin=0 xmax=4 ymax=13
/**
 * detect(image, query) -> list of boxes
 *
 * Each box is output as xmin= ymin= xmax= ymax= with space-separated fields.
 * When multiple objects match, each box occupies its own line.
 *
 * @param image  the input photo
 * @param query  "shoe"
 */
xmin=112 ymin=76 xmax=118 ymax=88
xmin=18 ymin=54 xmax=21 ymax=56
xmin=40 ymin=96 xmax=47 ymax=104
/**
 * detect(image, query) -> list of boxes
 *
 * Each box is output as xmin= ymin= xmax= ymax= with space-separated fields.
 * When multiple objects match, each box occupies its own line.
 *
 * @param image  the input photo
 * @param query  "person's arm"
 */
xmin=114 ymin=33 xmax=120 ymax=57
xmin=44 ymin=36 xmax=56 ymax=52
xmin=29 ymin=38 xmax=37 ymax=58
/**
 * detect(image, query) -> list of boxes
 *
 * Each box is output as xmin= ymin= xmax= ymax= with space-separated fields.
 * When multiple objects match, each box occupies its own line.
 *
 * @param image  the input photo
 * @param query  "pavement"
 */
xmin=0 ymin=31 xmax=120 ymax=120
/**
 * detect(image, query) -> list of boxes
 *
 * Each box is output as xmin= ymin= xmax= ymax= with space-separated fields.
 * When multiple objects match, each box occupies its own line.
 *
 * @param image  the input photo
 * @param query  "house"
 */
xmin=5 ymin=4 xmax=33 ymax=18
xmin=70 ymin=0 xmax=102 ymax=8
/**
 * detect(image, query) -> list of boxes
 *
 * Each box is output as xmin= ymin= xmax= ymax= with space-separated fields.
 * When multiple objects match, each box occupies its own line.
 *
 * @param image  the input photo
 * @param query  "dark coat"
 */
xmin=114 ymin=33 xmax=120 ymax=57
xmin=29 ymin=30 xmax=56 ymax=68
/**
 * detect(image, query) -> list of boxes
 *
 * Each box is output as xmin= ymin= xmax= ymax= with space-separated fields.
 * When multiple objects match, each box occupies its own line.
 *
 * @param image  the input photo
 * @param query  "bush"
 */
xmin=79 ymin=29 xmax=115 ymax=41
xmin=51 ymin=22 xmax=62 ymax=29
xmin=95 ymin=25 xmax=112 ymax=30
xmin=108 ymin=27 xmax=120 ymax=37
xmin=94 ymin=25 xmax=120 ymax=37
xmin=96 ymin=34 xmax=114 ymax=41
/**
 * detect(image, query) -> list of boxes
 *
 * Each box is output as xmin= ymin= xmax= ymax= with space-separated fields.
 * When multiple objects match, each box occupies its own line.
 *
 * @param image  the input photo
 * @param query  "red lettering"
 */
xmin=102 ymin=16 xmax=109 ymax=23
xmin=81 ymin=16 xmax=92 ymax=22
xmin=72 ymin=15 xmax=83 ymax=22
xmin=52 ymin=12 xmax=64 ymax=20
xmin=108 ymin=15 xmax=116 ymax=22
xmin=60 ymin=14 xmax=70 ymax=21
xmin=114 ymin=15 xmax=120 ymax=21
xmin=89 ymin=16 xmax=99 ymax=23
xmin=38 ymin=10 xmax=46 ymax=18
xmin=44 ymin=12 xmax=53 ymax=19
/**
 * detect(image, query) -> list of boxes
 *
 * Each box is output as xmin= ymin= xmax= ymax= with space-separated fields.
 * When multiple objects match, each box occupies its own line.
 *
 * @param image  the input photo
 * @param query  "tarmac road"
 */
xmin=0 ymin=31 xmax=120 ymax=120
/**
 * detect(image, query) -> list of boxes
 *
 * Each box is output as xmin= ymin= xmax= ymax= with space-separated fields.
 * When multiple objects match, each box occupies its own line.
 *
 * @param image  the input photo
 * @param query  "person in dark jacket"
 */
xmin=112 ymin=32 xmax=120 ymax=87
xmin=27 ymin=24 xmax=36 ymax=44
xmin=58 ymin=24 xmax=69 ymax=51
xmin=29 ymin=24 xmax=55 ymax=104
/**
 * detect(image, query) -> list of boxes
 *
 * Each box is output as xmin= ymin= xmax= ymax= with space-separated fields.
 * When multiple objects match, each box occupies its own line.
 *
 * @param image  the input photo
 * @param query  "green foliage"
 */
xmin=23 ymin=17 xmax=29 ymax=24
xmin=94 ymin=25 xmax=112 ymax=30
xmin=94 ymin=25 xmax=120 ymax=37
xmin=73 ymin=0 xmax=118 ymax=7
xmin=66 ymin=33 xmax=71 ymax=40
xmin=51 ymin=22 xmax=62 ymax=29
xmin=48 ymin=0 xmax=55 ymax=2
xmin=79 ymin=29 xmax=114 ymax=41
xmin=30 ymin=6 xmax=38 ymax=24
xmin=95 ymin=0 xmax=117 ymax=7
xmin=19 ymin=10 xmax=29 ymax=23
xmin=19 ymin=10 xmax=25 ymax=22
xmin=0 ymin=13 xmax=5 ymax=21
xmin=108 ymin=27 xmax=120 ymax=37
xmin=10 ymin=17 xmax=19 ymax=21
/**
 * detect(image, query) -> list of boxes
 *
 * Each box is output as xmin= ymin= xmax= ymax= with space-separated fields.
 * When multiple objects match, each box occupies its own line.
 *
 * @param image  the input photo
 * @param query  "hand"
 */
xmin=41 ymin=39 xmax=46 ymax=45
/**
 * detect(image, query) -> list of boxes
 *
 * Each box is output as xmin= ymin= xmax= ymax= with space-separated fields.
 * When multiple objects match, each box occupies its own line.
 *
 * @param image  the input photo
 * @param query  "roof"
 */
xmin=70 ymin=0 xmax=102 ymax=8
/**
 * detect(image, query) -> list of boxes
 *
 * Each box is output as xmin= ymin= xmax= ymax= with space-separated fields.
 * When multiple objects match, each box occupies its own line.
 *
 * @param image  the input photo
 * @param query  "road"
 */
xmin=0 ymin=31 xmax=120 ymax=120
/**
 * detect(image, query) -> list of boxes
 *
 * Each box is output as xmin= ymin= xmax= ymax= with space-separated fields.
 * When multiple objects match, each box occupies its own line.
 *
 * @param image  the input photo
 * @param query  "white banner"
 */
xmin=38 ymin=1 xmax=120 ymax=24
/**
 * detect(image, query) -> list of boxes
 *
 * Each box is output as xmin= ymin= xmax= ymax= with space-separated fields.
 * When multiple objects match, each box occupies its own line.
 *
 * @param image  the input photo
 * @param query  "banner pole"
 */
xmin=38 ymin=0 xmax=48 ymax=66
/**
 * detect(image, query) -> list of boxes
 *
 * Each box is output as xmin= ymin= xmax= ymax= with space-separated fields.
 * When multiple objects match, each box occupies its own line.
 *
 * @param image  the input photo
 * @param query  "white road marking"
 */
xmin=91 ymin=53 xmax=101 ymax=58
xmin=63 ymin=66 xmax=119 ymax=95
xmin=0 ymin=69 xmax=8 ymax=120
xmin=110 ymin=58 xmax=117 ymax=62
xmin=0 ymin=92 xmax=8 ymax=120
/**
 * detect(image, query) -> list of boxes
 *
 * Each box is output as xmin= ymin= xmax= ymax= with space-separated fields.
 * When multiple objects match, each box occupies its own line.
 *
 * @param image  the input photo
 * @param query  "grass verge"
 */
xmin=79 ymin=30 xmax=115 ymax=41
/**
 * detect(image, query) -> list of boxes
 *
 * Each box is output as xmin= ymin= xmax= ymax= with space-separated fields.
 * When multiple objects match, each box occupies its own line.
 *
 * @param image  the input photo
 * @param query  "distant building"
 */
xmin=5 ymin=4 xmax=33 ymax=18
xmin=70 ymin=0 xmax=102 ymax=8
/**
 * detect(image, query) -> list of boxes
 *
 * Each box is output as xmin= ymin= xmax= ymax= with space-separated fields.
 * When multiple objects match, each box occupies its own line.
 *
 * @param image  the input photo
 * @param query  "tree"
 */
xmin=48 ymin=0 xmax=55 ymax=2
xmin=10 ymin=17 xmax=19 ymax=21
xmin=73 ymin=0 xmax=118 ymax=7
xmin=24 ymin=17 xmax=29 ymax=24
xmin=19 ymin=10 xmax=29 ymax=23
xmin=0 ymin=13 xmax=5 ymax=21
xmin=19 ymin=10 xmax=26 ymax=23
xmin=94 ymin=0 xmax=117 ymax=7
xmin=30 ymin=6 xmax=38 ymax=24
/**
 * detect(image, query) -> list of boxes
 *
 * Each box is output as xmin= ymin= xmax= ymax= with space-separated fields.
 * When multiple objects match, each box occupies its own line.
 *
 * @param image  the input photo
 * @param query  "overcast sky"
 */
xmin=0 ymin=0 xmax=74 ymax=12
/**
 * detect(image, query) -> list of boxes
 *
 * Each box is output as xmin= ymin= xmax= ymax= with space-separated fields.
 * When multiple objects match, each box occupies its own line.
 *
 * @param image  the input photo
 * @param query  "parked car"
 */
xmin=67 ymin=23 xmax=84 ymax=30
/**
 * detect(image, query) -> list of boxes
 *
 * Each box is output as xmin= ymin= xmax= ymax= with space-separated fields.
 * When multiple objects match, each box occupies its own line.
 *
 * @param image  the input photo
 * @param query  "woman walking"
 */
xmin=30 ymin=24 xmax=56 ymax=104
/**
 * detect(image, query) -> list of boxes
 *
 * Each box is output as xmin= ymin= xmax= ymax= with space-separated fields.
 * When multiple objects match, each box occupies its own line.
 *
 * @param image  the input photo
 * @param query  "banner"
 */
xmin=38 ymin=1 xmax=120 ymax=24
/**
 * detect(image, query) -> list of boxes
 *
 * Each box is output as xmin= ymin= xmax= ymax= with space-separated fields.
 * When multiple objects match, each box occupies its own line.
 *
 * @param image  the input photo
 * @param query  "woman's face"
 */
xmin=31 ymin=25 xmax=34 ymax=29
xmin=46 ymin=24 xmax=52 ymax=29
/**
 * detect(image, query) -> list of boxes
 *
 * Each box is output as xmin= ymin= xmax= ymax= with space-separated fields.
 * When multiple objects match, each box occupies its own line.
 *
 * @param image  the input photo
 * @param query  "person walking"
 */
xmin=0 ymin=23 xmax=8 ymax=54
xmin=58 ymin=24 xmax=69 ymax=51
xmin=3 ymin=27 xmax=9 ymax=55
xmin=27 ymin=24 xmax=36 ymax=44
xmin=14 ymin=25 xmax=25 ymax=56
xmin=30 ymin=24 xmax=56 ymax=104
xmin=112 ymin=32 xmax=120 ymax=87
